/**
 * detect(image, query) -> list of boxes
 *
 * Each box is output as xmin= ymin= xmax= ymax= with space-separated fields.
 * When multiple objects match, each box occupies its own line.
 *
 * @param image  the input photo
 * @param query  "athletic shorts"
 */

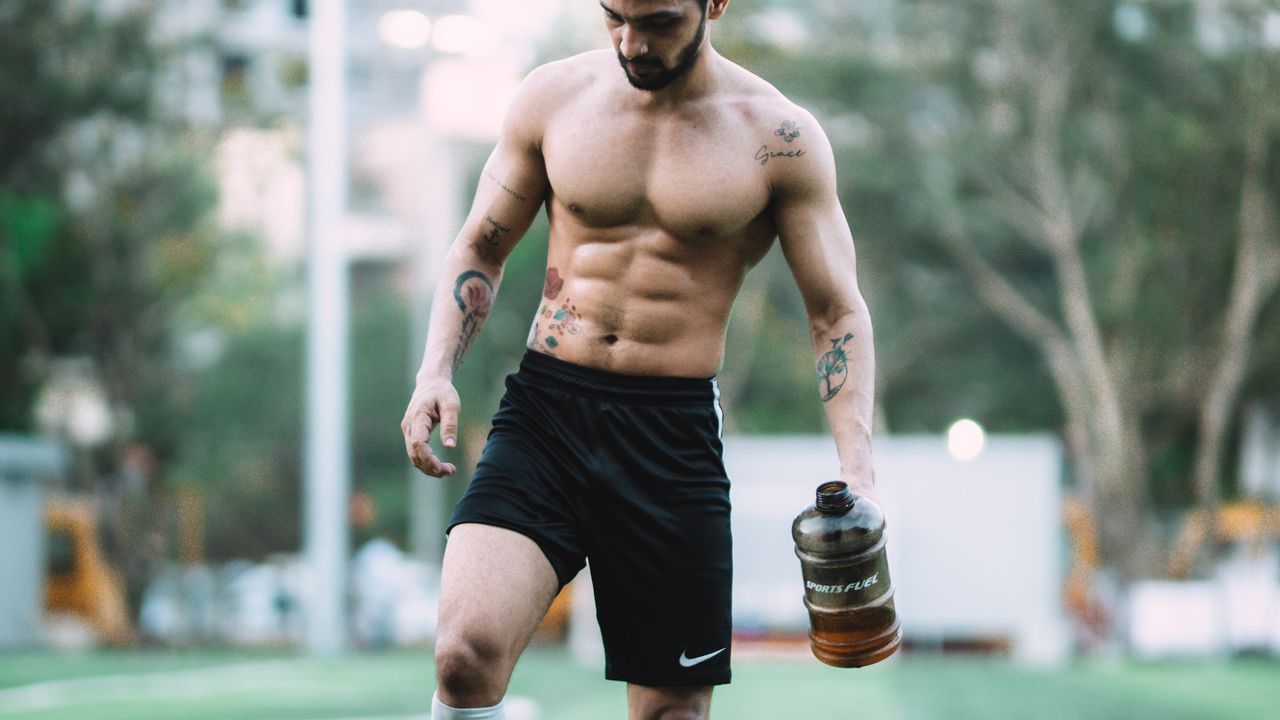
xmin=447 ymin=349 xmax=733 ymax=687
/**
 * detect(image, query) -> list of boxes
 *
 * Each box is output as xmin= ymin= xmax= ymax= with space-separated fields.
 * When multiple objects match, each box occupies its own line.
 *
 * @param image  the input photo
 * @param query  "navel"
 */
xmin=603 ymin=334 xmax=619 ymax=346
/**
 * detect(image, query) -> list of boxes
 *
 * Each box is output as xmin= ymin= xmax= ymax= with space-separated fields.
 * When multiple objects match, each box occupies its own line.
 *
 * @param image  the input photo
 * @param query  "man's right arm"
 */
xmin=402 ymin=70 xmax=553 ymax=477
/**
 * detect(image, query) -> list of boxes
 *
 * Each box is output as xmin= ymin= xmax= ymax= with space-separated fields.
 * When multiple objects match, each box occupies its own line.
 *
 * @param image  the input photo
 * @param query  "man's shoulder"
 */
xmin=713 ymin=61 xmax=836 ymax=191
xmin=715 ymin=60 xmax=823 ymax=140
xmin=519 ymin=50 xmax=613 ymax=106
xmin=503 ymin=51 xmax=610 ymax=146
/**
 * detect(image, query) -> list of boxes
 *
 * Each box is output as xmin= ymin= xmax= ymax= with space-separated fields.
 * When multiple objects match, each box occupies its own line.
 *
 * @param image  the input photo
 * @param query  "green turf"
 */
xmin=0 ymin=648 xmax=1275 ymax=719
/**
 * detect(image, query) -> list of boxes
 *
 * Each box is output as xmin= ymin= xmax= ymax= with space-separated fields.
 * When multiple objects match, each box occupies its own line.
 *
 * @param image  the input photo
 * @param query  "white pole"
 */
xmin=305 ymin=0 xmax=350 ymax=656
xmin=409 ymin=69 xmax=462 ymax=571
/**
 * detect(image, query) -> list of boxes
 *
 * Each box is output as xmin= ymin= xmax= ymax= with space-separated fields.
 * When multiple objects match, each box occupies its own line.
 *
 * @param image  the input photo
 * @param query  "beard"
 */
xmin=618 ymin=14 xmax=707 ymax=92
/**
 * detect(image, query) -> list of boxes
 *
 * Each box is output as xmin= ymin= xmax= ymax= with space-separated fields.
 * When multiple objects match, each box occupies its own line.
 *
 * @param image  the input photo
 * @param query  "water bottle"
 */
xmin=792 ymin=480 xmax=901 ymax=667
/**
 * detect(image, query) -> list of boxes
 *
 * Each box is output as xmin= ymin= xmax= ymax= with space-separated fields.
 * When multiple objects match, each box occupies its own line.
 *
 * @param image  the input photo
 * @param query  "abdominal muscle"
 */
xmin=527 ymin=227 xmax=752 ymax=378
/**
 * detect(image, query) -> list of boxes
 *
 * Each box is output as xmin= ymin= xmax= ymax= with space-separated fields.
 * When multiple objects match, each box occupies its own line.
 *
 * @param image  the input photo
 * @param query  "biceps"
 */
xmin=776 ymin=197 xmax=862 ymax=319
xmin=459 ymin=140 xmax=549 ymax=258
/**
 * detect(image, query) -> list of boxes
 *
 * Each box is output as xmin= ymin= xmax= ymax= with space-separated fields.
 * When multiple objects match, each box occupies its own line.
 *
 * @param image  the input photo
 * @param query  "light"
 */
xmin=947 ymin=419 xmax=986 ymax=462
xmin=432 ymin=14 xmax=494 ymax=55
xmin=378 ymin=10 xmax=431 ymax=50
xmin=1265 ymin=13 xmax=1280 ymax=48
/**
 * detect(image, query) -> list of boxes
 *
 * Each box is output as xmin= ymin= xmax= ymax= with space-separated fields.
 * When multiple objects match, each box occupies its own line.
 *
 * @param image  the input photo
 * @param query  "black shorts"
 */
xmin=447 ymin=350 xmax=733 ymax=687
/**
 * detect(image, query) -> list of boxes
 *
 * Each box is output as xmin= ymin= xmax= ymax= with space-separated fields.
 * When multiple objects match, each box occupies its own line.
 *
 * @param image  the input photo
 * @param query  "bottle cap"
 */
xmin=815 ymin=481 xmax=855 ymax=515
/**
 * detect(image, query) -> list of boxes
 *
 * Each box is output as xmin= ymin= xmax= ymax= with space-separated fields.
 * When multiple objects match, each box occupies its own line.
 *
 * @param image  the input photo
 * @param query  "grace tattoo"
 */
xmin=817 ymin=332 xmax=854 ymax=402
xmin=451 ymin=270 xmax=494 ymax=371
xmin=756 ymin=120 xmax=805 ymax=165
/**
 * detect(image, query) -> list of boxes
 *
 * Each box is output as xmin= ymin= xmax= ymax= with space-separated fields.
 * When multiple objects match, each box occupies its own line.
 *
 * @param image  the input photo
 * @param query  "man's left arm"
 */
xmin=769 ymin=111 xmax=876 ymax=497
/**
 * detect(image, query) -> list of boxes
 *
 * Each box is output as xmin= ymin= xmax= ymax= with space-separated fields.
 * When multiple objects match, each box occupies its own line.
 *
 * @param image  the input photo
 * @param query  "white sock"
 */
xmin=432 ymin=692 xmax=506 ymax=719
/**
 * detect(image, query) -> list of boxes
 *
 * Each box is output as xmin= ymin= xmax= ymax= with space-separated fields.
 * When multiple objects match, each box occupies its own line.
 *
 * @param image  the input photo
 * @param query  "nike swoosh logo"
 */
xmin=678 ymin=647 xmax=726 ymax=668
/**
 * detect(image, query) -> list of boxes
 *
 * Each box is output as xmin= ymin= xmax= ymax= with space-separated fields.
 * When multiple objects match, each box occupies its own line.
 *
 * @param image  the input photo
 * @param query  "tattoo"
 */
xmin=534 ymin=299 xmax=580 ymax=355
xmin=483 ymin=215 xmax=511 ymax=246
xmin=544 ymin=267 xmax=564 ymax=299
xmin=775 ymin=120 xmax=801 ymax=142
xmin=486 ymin=171 xmax=528 ymax=202
xmin=451 ymin=271 xmax=495 ymax=371
xmin=547 ymin=300 xmax=582 ymax=336
xmin=817 ymin=333 xmax=855 ymax=402
xmin=756 ymin=145 xmax=806 ymax=166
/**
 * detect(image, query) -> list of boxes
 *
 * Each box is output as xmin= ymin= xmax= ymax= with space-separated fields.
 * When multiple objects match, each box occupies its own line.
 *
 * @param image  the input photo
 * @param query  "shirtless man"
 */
xmin=401 ymin=1 xmax=876 ymax=718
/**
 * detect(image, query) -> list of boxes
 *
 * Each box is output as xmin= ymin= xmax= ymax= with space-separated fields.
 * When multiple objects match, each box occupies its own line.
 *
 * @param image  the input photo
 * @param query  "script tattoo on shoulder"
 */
xmin=486 ymin=171 xmax=528 ymax=202
xmin=483 ymin=215 xmax=511 ymax=246
xmin=451 ymin=270 xmax=494 ymax=371
xmin=817 ymin=332 xmax=855 ymax=402
xmin=756 ymin=119 xmax=806 ymax=166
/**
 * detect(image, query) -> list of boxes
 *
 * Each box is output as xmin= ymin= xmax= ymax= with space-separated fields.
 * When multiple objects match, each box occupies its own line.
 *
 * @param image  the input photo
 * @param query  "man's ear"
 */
xmin=707 ymin=0 xmax=730 ymax=21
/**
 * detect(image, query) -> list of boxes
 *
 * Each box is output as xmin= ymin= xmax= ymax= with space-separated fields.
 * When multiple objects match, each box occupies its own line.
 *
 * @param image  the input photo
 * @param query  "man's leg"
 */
xmin=626 ymin=685 xmax=714 ymax=720
xmin=434 ymin=523 xmax=560 ymax=710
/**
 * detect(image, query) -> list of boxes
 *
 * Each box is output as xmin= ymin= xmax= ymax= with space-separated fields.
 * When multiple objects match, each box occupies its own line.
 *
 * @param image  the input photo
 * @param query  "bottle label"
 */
xmin=806 ymin=573 xmax=879 ymax=595
xmin=799 ymin=550 xmax=891 ymax=608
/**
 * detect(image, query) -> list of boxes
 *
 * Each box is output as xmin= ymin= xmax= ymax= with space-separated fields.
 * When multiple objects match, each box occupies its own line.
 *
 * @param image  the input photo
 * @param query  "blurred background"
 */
xmin=2 ymin=0 xmax=1280 ymax=718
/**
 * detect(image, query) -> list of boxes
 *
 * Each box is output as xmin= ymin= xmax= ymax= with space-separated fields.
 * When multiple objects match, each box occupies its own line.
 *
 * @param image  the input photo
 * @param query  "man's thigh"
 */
xmin=437 ymin=523 xmax=561 ymax=662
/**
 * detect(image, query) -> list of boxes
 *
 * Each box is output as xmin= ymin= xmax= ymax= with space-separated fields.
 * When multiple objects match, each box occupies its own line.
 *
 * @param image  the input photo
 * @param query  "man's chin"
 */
xmin=623 ymin=68 xmax=676 ymax=92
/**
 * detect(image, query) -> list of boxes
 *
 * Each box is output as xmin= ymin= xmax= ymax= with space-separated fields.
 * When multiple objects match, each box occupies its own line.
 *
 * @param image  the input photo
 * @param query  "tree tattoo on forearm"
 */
xmin=451 ymin=270 xmax=494 ymax=371
xmin=817 ymin=332 xmax=855 ymax=402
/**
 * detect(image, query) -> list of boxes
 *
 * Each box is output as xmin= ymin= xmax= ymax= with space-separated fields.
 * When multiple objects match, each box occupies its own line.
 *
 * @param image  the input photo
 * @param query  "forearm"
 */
xmin=810 ymin=302 xmax=876 ymax=492
xmin=415 ymin=239 xmax=506 ymax=382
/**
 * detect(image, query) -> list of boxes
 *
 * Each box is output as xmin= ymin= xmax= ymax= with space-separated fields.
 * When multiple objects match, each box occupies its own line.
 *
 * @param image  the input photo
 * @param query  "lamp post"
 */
xmin=304 ymin=0 xmax=350 ymax=656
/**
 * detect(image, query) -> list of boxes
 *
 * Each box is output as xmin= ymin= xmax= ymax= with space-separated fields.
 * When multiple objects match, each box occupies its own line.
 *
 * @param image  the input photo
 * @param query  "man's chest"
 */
xmin=541 ymin=107 xmax=771 ymax=240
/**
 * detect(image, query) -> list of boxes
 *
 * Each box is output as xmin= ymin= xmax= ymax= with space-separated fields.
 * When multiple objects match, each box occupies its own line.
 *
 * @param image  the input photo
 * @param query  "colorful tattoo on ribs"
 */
xmin=543 ymin=267 xmax=564 ymax=299
xmin=817 ymin=332 xmax=855 ymax=402
xmin=451 ymin=270 xmax=494 ymax=371
xmin=537 ymin=299 xmax=580 ymax=354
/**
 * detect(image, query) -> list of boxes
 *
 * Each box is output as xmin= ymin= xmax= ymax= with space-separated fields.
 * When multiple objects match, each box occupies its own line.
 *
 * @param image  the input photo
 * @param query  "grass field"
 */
xmin=0 ymin=647 xmax=1276 ymax=720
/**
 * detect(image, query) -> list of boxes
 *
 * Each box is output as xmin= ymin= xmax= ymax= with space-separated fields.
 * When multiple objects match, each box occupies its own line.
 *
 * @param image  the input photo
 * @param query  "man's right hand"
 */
xmin=401 ymin=379 xmax=461 ymax=477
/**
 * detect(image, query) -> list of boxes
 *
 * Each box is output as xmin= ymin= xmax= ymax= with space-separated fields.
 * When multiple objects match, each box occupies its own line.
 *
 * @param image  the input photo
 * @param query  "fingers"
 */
xmin=439 ymin=396 xmax=461 ymax=449
xmin=402 ymin=410 xmax=457 ymax=477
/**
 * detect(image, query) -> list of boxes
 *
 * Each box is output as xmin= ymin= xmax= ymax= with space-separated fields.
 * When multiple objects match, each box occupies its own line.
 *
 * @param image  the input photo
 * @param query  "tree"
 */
xmin=0 ymin=0 xmax=219 ymax=611
xmin=716 ymin=0 xmax=1280 ymax=576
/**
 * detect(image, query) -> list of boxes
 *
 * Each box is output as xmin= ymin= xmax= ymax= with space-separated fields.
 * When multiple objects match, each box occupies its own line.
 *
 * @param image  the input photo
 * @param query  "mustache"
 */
xmin=619 ymin=53 xmax=663 ymax=70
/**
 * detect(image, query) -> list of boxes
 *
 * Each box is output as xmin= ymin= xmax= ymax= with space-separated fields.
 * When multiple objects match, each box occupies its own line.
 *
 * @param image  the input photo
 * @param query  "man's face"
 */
xmin=601 ymin=1 xmax=708 ymax=92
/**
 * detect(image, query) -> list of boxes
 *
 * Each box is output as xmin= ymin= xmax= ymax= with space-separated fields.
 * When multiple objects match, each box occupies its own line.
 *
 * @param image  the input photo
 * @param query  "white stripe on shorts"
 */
xmin=711 ymin=378 xmax=724 ymax=439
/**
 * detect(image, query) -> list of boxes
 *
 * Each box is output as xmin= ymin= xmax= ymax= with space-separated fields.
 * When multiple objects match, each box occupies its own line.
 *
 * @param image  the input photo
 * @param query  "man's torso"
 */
xmin=524 ymin=50 xmax=800 ymax=377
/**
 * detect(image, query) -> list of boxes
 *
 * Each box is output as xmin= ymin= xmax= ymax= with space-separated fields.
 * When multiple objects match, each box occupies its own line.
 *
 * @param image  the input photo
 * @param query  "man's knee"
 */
xmin=434 ymin=632 xmax=510 ymax=706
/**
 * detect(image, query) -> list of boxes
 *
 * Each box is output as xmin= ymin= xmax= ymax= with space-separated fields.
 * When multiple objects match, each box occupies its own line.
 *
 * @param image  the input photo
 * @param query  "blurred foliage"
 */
xmin=723 ymin=1 xmax=1277 ymax=498
xmin=7 ymin=0 xmax=1278 ymax=582
xmin=0 ymin=1 xmax=224 ymax=605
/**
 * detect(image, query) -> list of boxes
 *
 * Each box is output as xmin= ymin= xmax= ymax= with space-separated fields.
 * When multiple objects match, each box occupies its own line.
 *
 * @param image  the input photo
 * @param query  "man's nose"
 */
xmin=619 ymin=26 xmax=649 ymax=59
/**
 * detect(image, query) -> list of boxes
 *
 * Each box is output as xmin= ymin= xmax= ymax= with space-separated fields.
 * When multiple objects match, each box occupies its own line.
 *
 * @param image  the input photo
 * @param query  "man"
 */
xmin=401 ymin=1 xmax=876 ymax=717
